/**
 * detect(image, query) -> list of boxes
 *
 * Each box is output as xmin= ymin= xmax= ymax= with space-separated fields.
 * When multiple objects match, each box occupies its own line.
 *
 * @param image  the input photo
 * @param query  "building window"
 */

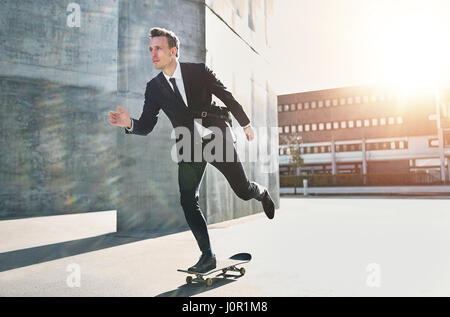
xmin=279 ymin=148 xmax=283 ymax=155
xmin=429 ymin=139 xmax=439 ymax=147
xmin=319 ymin=123 xmax=324 ymax=130
xmin=298 ymin=124 xmax=303 ymax=132
xmin=348 ymin=120 xmax=354 ymax=128
xmin=312 ymin=123 xmax=317 ymax=131
xmin=356 ymin=120 xmax=362 ymax=127
xmin=311 ymin=101 xmax=316 ymax=109
xmin=297 ymin=103 xmax=302 ymax=110
xmin=304 ymin=102 xmax=310 ymax=109
xmin=391 ymin=141 xmax=396 ymax=149
xmin=333 ymin=99 xmax=338 ymax=106
xmin=371 ymin=96 xmax=377 ymax=103
xmin=318 ymin=101 xmax=323 ymax=108
xmin=326 ymin=122 xmax=332 ymax=130
xmin=333 ymin=122 xmax=339 ymax=129
xmin=347 ymin=97 xmax=353 ymax=105
xmin=380 ymin=95 xmax=385 ymax=102
xmin=380 ymin=118 xmax=386 ymax=126
xmin=291 ymin=125 xmax=296 ymax=133
xmin=341 ymin=121 xmax=347 ymax=128
xmin=340 ymin=98 xmax=346 ymax=106
xmin=388 ymin=117 xmax=395 ymax=125
xmin=364 ymin=119 xmax=370 ymax=127
xmin=284 ymin=126 xmax=289 ymax=133
xmin=355 ymin=96 xmax=361 ymax=104
xmin=284 ymin=105 xmax=289 ymax=111
xmin=372 ymin=118 xmax=378 ymax=126
xmin=278 ymin=105 xmax=282 ymax=112
xmin=305 ymin=124 xmax=310 ymax=131
xmin=325 ymin=100 xmax=331 ymax=107
xmin=363 ymin=96 xmax=369 ymax=103
xmin=278 ymin=127 xmax=283 ymax=134
xmin=290 ymin=104 xmax=296 ymax=111
xmin=399 ymin=141 xmax=405 ymax=149
xmin=397 ymin=116 xmax=403 ymax=124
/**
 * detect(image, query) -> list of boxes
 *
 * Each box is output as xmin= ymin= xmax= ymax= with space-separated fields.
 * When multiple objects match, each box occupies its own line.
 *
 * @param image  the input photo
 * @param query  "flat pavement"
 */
xmin=281 ymin=185 xmax=450 ymax=195
xmin=1 ymin=197 xmax=450 ymax=297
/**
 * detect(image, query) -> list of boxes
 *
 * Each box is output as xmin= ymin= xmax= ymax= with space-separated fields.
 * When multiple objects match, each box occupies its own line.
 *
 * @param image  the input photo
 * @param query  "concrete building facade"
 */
xmin=0 ymin=0 xmax=279 ymax=233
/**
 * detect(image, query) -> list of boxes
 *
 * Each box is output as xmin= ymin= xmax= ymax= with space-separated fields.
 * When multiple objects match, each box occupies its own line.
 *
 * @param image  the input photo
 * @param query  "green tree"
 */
xmin=289 ymin=147 xmax=304 ymax=175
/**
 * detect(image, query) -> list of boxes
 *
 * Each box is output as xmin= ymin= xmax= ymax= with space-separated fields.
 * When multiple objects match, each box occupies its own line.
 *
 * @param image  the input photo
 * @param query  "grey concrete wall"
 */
xmin=0 ymin=0 xmax=119 ymax=218
xmin=203 ymin=0 xmax=280 ymax=223
xmin=0 ymin=0 xmax=279 ymax=233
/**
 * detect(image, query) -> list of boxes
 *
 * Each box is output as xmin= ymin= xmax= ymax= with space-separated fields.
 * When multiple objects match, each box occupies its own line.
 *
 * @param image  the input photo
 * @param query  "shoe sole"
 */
xmin=263 ymin=192 xmax=275 ymax=219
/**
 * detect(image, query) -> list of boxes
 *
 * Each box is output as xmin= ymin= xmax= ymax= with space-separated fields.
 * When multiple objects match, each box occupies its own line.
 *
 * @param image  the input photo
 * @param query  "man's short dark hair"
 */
xmin=149 ymin=27 xmax=180 ymax=57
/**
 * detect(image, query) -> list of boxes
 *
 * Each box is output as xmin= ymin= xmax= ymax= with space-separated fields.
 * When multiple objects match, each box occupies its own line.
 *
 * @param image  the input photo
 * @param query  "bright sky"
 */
xmin=270 ymin=0 xmax=450 ymax=95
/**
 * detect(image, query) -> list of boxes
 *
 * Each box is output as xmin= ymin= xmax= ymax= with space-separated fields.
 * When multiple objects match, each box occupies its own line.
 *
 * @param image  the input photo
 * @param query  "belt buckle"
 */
xmin=201 ymin=111 xmax=207 ymax=118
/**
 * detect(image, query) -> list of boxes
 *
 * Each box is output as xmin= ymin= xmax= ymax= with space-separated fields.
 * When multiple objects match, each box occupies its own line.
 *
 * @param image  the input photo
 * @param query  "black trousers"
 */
xmin=178 ymin=138 xmax=264 ymax=254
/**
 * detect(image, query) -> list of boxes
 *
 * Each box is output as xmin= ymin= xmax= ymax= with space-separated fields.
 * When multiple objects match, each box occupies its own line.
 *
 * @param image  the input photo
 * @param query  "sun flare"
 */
xmin=371 ymin=3 xmax=450 ymax=92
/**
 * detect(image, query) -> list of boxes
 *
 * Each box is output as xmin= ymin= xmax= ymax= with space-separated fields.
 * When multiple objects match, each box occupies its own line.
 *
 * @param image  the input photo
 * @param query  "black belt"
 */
xmin=190 ymin=102 xmax=232 ymax=126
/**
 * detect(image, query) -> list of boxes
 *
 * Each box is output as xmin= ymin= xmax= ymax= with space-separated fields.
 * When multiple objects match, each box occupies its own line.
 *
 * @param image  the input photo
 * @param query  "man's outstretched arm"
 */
xmin=109 ymin=83 xmax=161 ymax=136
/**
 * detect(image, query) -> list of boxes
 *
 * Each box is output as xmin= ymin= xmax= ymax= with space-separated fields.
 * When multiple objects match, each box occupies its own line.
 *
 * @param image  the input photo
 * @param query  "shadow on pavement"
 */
xmin=156 ymin=275 xmax=242 ymax=297
xmin=0 ymin=228 xmax=186 ymax=273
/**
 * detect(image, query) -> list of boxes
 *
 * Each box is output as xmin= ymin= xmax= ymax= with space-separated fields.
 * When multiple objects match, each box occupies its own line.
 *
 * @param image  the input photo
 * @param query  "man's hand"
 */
xmin=243 ymin=125 xmax=254 ymax=142
xmin=109 ymin=106 xmax=132 ymax=128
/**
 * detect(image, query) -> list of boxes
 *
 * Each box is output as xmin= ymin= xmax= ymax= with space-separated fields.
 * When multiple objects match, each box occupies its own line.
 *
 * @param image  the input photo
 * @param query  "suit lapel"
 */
xmin=156 ymin=72 xmax=186 ymax=109
xmin=180 ymin=63 xmax=193 ymax=108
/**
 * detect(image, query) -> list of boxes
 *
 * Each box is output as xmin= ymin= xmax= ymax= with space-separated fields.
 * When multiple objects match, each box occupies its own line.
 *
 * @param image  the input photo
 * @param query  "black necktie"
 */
xmin=169 ymin=77 xmax=187 ymax=107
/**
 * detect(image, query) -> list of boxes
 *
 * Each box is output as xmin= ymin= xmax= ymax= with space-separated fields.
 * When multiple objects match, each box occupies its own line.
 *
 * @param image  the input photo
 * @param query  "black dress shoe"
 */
xmin=188 ymin=254 xmax=217 ymax=273
xmin=261 ymin=190 xmax=275 ymax=219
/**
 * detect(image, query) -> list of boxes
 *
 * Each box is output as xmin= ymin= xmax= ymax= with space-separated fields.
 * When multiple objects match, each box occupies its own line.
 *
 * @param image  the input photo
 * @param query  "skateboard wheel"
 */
xmin=239 ymin=267 xmax=246 ymax=276
xmin=186 ymin=276 xmax=193 ymax=284
xmin=205 ymin=278 xmax=213 ymax=287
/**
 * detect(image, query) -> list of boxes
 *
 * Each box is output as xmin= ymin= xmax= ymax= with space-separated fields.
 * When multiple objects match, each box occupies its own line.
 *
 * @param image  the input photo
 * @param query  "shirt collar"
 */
xmin=163 ymin=59 xmax=182 ymax=82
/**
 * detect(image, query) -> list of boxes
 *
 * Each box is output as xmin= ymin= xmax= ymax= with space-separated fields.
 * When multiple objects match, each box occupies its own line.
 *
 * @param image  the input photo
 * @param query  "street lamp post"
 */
xmin=435 ymin=88 xmax=447 ymax=183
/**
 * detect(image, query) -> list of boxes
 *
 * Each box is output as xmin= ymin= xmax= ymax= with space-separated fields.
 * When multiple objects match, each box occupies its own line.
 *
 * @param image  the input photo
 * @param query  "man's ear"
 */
xmin=171 ymin=47 xmax=177 ymax=57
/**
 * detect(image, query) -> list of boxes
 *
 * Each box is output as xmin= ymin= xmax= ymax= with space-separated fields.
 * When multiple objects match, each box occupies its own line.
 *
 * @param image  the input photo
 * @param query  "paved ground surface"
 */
xmin=1 ymin=197 xmax=450 ymax=297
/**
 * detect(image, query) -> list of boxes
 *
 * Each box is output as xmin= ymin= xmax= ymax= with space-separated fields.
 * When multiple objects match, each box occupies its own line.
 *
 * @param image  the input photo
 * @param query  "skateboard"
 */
xmin=177 ymin=253 xmax=252 ymax=287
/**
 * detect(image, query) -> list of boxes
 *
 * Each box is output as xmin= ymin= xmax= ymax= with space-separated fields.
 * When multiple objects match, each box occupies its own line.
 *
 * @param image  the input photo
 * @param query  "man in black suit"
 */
xmin=109 ymin=27 xmax=274 ymax=273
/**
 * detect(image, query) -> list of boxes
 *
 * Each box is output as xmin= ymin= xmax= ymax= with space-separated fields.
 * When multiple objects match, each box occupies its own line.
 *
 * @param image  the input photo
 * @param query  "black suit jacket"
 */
xmin=125 ymin=63 xmax=251 ymax=142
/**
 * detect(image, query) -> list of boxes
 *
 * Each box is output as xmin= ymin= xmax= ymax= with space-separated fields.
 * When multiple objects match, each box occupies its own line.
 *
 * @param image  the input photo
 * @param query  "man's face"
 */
xmin=149 ymin=36 xmax=176 ymax=70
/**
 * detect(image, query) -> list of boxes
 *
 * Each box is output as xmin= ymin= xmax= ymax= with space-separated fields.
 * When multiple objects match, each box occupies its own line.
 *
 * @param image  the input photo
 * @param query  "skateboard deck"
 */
xmin=177 ymin=253 xmax=251 ymax=286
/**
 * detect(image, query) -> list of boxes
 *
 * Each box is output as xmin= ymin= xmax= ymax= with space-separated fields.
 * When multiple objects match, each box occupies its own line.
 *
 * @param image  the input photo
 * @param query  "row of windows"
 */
xmin=280 ymin=141 xmax=408 ymax=155
xmin=278 ymin=94 xmax=391 ymax=112
xmin=279 ymin=116 xmax=403 ymax=134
